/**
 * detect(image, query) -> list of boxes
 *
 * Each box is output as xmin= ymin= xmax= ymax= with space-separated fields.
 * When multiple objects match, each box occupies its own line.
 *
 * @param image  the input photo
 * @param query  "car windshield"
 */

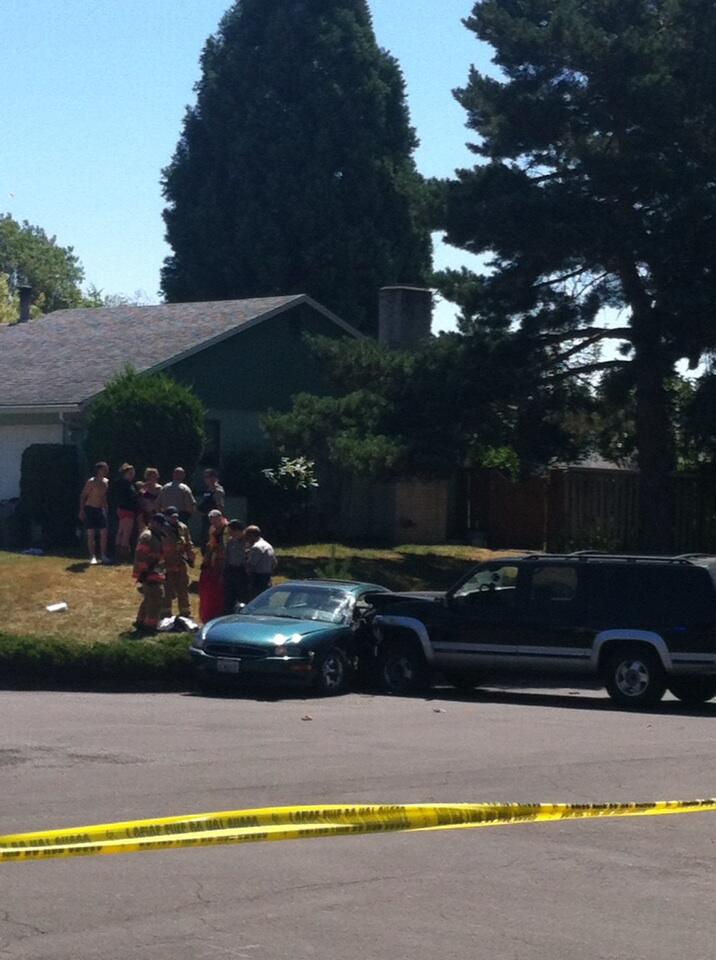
xmin=243 ymin=586 xmax=353 ymax=624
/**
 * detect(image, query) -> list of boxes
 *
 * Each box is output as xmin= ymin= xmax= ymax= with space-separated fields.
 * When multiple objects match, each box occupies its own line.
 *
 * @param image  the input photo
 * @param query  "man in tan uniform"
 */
xmin=158 ymin=466 xmax=196 ymax=523
xmin=133 ymin=513 xmax=170 ymax=633
xmin=160 ymin=506 xmax=195 ymax=619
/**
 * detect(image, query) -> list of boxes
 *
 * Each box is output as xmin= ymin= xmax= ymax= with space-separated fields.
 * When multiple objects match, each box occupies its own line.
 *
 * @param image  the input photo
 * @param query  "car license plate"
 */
xmin=217 ymin=658 xmax=240 ymax=674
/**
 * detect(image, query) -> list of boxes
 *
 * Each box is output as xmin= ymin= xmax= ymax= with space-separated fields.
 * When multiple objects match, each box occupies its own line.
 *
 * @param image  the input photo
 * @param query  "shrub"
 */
xmin=0 ymin=632 xmax=192 ymax=690
xmin=20 ymin=444 xmax=80 ymax=546
xmin=222 ymin=448 xmax=318 ymax=541
xmin=85 ymin=368 xmax=205 ymax=481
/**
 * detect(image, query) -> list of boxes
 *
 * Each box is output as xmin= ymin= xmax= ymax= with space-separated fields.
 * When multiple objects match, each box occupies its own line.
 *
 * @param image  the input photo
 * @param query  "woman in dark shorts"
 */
xmin=114 ymin=463 xmax=139 ymax=563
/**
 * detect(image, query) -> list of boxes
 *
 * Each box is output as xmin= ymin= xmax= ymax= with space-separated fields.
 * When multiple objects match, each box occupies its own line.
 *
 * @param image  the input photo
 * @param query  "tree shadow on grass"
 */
xmin=279 ymin=551 xmax=470 ymax=592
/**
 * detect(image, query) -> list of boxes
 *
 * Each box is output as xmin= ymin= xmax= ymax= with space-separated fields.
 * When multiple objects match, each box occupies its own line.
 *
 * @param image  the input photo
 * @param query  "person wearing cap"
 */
xmin=160 ymin=506 xmax=196 ymax=620
xmin=158 ymin=467 xmax=196 ymax=524
xmin=223 ymin=519 xmax=248 ymax=613
xmin=244 ymin=525 xmax=277 ymax=599
xmin=199 ymin=509 xmax=228 ymax=622
xmin=133 ymin=512 xmax=170 ymax=633
xmin=196 ymin=469 xmax=226 ymax=553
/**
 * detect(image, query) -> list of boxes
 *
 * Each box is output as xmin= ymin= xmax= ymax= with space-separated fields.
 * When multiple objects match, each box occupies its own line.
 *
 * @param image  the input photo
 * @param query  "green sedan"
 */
xmin=190 ymin=580 xmax=389 ymax=695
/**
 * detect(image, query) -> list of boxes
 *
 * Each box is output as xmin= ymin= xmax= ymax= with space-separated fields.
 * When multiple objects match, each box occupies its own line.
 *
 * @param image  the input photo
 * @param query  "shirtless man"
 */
xmin=79 ymin=461 xmax=110 ymax=565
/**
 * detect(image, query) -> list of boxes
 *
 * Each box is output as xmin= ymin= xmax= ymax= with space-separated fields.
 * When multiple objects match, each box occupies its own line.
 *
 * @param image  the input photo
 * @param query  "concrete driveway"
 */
xmin=2 ymin=686 xmax=715 ymax=959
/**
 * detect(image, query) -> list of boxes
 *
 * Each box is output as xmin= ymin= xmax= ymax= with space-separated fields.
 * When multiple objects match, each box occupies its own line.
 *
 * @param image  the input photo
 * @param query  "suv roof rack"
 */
xmin=525 ymin=552 xmax=694 ymax=565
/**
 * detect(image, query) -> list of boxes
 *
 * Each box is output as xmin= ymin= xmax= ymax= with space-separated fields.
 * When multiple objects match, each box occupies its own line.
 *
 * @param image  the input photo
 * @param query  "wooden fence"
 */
xmin=464 ymin=468 xmax=716 ymax=553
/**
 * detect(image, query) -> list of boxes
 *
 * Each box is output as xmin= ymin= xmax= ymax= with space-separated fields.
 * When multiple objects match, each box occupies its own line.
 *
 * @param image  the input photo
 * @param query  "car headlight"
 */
xmin=274 ymin=644 xmax=289 ymax=657
xmin=193 ymin=626 xmax=210 ymax=650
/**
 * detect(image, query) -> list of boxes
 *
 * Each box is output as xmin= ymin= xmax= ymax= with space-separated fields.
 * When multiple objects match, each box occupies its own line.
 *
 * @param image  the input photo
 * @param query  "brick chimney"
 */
xmin=378 ymin=286 xmax=432 ymax=349
xmin=18 ymin=285 xmax=32 ymax=323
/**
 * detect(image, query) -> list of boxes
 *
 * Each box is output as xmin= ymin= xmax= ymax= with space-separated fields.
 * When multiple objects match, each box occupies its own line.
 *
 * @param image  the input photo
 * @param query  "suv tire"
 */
xmin=668 ymin=678 xmax=716 ymax=705
xmin=603 ymin=645 xmax=667 ymax=708
xmin=379 ymin=641 xmax=430 ymax=695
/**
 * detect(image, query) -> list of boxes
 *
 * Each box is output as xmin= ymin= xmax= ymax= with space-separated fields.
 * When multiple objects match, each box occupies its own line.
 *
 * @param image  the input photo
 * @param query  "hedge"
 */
xmin=20 ymin=444 xmax=80 ymax=547
xmin=0 ymin=632 xmax=193 ymax=690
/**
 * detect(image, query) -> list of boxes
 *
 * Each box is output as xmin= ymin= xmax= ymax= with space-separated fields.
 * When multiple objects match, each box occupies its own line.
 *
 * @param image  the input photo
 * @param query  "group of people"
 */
xmin=79 ymin=461 xmax=225 ymax=563
xmin=78 ymin=461 xmax=277 ymax=634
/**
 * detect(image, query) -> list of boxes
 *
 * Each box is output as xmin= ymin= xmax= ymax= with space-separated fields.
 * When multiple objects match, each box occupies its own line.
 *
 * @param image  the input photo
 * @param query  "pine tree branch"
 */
xmin=534 ymin=267 xmax=590 ymax=288
xmin=538 ymin=326 xmax=632 ymax=346
xmin=549 ymin=359 xmax=628 ymax=381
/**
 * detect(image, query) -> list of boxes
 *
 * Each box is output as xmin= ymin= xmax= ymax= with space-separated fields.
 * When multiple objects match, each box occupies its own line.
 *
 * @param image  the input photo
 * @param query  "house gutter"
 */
xmin=0 ymin=404 xmax=82 ymax=416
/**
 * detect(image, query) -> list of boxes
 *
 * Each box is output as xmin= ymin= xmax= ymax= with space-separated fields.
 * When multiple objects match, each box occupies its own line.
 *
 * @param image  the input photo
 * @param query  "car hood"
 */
xmin=203 ymin=614 xmax=343 ymax=647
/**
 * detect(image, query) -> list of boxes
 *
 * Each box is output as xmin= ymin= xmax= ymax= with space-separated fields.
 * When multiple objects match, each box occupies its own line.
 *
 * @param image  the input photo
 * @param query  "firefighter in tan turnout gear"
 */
xmin=160 ymin=506 xmax=196 ymax=620
xmin=132 ymin=512 xmax=170 ymax=633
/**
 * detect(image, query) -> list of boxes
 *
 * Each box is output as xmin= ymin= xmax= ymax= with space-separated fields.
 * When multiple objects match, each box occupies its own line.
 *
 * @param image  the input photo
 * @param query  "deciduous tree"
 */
xmin=0 ymin=214 xmax=85 ymax=315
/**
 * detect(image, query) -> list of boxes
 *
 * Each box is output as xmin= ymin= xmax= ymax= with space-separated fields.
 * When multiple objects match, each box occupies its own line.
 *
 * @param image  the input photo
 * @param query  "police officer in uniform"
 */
xmin=161 ymin=506 xmax=196 ymax=620
xmin=133 ymin=512 xmax=170 ymax=633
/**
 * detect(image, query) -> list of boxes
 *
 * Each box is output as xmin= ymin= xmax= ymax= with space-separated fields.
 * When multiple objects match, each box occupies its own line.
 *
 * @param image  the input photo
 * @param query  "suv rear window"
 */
xmin=586 ymin=565 xmax=716 ymax=624
xmin=529 ymin=566 xmax=578 ymax=603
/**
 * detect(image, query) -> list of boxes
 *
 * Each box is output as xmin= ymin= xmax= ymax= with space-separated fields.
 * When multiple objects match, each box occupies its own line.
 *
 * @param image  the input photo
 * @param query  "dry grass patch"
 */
xmin=1 ymin=543 xmax=517 ymax=645
xmin=0 ymin=553 xmax=143 ymax=644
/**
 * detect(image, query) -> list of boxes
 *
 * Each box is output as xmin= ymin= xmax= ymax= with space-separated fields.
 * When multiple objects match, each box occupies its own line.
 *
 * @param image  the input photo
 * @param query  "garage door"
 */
xmin=0 ymin=423 xmax=64 ymax=500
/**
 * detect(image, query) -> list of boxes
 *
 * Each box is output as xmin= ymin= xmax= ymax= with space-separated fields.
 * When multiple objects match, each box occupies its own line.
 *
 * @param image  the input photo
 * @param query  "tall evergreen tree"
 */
xmin=161 ymin=0 xmax=431 ymax=333
xmin=438 ymin=0 xmax=716 ymax=550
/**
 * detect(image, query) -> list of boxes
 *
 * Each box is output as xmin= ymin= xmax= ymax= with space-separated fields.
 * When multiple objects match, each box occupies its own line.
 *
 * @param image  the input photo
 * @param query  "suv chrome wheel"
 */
xmin=604 ymin=646 xmax=666 ymax=708
xmin=615 ymin=659 xmax=650 ymax=697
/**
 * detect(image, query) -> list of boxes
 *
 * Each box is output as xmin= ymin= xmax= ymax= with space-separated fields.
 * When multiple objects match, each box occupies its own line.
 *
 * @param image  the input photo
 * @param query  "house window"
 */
xmin=201 ymin=419 xmax=221 ymax=467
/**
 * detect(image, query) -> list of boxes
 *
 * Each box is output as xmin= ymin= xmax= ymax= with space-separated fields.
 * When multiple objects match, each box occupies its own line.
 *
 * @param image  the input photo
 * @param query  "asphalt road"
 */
xmin=2 ymin=685 xmax=716 ymax=960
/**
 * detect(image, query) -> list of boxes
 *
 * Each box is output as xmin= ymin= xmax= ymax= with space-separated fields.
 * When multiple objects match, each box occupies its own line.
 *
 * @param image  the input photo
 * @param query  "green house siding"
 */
xmin=204 ymin=409 xmax=266 ymax=450
xmin=165 ymin=303 xmax=353 ymax=456
xmin=167 ymin=304 xmax=347 ymax=412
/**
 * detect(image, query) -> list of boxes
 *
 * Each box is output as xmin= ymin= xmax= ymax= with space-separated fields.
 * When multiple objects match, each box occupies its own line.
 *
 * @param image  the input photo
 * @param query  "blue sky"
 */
xmin=3 ymin=0 xmax=492 ymax=330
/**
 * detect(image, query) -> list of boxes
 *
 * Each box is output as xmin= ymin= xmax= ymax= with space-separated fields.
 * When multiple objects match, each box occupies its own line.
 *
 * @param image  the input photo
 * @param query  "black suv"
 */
xmin=368 ymin=553 xmax=716 ymax=708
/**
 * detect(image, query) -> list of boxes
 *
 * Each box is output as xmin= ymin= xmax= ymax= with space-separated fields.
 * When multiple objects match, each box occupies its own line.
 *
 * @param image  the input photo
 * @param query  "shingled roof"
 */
xmin=0 ymin=295 xmax=359 ymax=409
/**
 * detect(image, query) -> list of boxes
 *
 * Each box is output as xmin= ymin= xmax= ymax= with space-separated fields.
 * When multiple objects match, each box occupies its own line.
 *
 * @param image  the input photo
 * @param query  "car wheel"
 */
xmin=379 ymin=642 xmax=429 ymax=695
xmin=668 ymin=678 xmax=716 ymax=705
xmin=603 ymin=645 xmax=666 ymax=708
xmin=316 ymin=647 xmax=349 ymax=696
xmin=444 ymin=672 xmax=481 ymax=693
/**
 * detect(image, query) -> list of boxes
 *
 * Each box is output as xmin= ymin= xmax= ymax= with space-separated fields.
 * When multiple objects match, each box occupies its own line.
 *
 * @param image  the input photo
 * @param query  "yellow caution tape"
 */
xmin=2 ymin=799 xmax=715 ymax=862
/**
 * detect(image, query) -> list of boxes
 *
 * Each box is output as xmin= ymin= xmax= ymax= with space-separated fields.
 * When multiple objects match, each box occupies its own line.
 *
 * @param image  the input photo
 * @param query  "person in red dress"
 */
xmin=199 ymin=509 xmax=227 ymax=623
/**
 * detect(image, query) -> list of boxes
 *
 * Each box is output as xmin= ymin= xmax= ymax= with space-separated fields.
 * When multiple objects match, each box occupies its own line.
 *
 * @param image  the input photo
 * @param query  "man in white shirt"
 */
xmin=244 ymin=525 xmax=277 ymax=599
